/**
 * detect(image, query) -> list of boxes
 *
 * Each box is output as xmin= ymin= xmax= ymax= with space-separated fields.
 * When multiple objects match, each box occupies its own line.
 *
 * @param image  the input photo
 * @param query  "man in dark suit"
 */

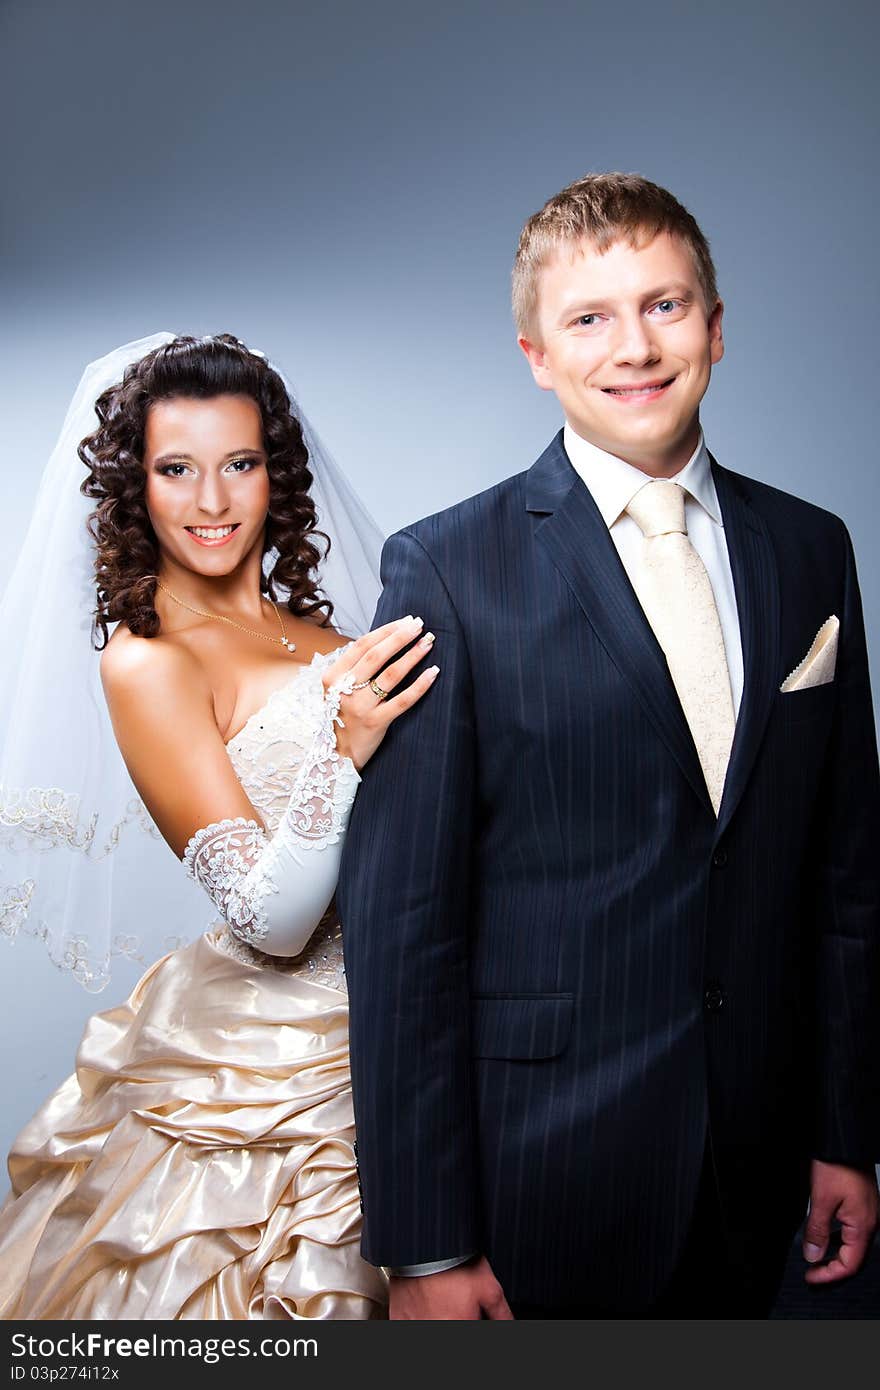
xmin=338 ymin=173 xmax=880 ymax=1317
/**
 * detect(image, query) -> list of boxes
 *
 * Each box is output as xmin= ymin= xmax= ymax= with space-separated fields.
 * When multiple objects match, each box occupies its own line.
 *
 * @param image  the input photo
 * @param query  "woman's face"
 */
xmin=143 ymin=394 xmax=271 ymax=578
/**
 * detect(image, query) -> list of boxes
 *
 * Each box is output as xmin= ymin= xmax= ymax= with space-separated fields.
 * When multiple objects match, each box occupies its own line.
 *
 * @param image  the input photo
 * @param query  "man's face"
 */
xmin=519 ymin=230 xmax=724 ymax=474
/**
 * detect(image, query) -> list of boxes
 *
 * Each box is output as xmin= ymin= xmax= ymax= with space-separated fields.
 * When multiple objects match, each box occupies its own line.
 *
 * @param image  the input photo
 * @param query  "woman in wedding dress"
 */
xmin=0 ymin=332 xmax=437 ymax=1320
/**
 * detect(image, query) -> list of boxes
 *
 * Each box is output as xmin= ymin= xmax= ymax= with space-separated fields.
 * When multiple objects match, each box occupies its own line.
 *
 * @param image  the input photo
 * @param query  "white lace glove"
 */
xmin=183 ymin=672 xmax=360 ymax=956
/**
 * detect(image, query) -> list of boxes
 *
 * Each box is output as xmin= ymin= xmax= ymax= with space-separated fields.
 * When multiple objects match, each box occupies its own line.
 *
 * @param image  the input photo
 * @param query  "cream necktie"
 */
xmin=625 ymin=480 xmax=735 ymax=816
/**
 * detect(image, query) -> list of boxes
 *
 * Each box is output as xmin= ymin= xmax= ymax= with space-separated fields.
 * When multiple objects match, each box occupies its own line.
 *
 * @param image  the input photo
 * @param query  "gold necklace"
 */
xmin=155 ymin=579 xmax=297 ymax=653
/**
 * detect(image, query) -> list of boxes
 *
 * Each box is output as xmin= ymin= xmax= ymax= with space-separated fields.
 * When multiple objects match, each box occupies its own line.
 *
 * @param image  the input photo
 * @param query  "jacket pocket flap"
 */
xmin=470 ymin=994 xmax=573 ymax=1060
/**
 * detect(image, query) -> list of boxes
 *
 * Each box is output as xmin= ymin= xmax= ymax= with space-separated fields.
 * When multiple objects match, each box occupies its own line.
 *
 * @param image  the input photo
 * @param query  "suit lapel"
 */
xmin=527 ymin=433 xmax=712 ymax=814
xmin=710 ymin=456 xmax=780 ymax=840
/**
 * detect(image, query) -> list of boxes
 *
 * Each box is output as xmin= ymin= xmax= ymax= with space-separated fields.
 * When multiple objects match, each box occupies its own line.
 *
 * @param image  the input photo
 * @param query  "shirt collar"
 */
xmin=562 ymin=422 xmax=722 ymax=529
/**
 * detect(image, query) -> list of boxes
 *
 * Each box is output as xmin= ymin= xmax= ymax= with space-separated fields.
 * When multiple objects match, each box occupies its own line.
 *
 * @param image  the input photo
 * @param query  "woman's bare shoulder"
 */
xmin=98 ymin=626 xmax=254 ymax=858
xmin=100 ymin=624 xmax=209 ymax=705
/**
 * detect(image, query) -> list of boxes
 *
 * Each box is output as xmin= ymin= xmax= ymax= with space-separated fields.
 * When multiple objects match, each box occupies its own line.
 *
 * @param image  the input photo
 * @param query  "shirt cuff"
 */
xmin=387 ymin=1254 xmax=475 ymax=1278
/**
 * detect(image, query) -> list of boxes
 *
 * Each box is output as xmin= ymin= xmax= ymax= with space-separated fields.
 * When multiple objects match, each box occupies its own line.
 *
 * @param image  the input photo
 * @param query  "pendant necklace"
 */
xmin=155 ymin=579 xmax=297 ymax=653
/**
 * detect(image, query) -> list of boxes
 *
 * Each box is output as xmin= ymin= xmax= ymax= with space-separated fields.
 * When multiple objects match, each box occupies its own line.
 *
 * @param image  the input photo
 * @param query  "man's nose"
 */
xmin=195 ymin=472 xmax=230 ymax=517
xmin=609 ymin=313 xmax=660 ymax=367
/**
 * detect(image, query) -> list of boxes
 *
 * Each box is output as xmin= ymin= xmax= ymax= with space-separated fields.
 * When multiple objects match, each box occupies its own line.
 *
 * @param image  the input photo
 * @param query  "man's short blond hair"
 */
xmin=512 ymin=172 xmax=719 ymax=341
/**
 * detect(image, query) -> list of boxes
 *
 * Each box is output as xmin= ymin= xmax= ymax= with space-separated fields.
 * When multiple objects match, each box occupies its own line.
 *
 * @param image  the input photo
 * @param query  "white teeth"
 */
xmin=606 ymin=382 xmax=670 ymax=396
xmin=188 ymin=526 xmax=236 ymax=539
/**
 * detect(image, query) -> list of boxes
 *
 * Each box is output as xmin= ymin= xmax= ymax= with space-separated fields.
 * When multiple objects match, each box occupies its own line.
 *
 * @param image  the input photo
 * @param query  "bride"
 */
xmin=0 ymin=332 xmax=438 ymax=1320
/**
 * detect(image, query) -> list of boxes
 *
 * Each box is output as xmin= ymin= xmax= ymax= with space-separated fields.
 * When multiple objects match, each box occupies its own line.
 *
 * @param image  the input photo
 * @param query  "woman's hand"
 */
xmin=322 ymin=617 xmax=438 ymax=771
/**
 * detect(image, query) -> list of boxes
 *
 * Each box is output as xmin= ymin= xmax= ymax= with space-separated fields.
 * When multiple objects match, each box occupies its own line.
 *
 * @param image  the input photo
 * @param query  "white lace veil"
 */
xmin=0 ymin=332 xmax=383 ymax=991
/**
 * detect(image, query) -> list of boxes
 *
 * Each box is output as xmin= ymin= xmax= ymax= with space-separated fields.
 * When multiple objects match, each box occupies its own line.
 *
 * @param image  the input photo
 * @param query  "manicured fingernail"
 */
xmin=804 ymin=1243 xmax=823 ymax=1262
xmin=410 ymin=615 xmax=424 ymax=626
xmin=401 ymin=614 xmax=413 ymax=623
xmin=427 ymin=665 xmax=440 ymax=676
xmin=420 ymin=631 xmax=435 ymax=647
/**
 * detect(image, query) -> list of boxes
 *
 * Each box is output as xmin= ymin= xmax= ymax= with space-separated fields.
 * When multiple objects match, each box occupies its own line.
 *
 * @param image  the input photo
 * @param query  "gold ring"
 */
xmin=369 ymin=678 xmax=389 ymax=701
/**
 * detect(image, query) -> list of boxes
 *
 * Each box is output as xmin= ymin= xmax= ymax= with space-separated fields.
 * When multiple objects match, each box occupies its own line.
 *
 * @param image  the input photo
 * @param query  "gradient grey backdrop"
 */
xmin=1 ymin=0 xmax=877 ymax=1163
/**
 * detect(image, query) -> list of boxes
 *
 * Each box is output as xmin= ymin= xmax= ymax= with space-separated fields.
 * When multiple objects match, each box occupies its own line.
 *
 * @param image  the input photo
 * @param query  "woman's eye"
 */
xmin=159 ymin=463 xmax=190 ymax=478
xmin=227 ymin=457 xmax=258 ymax=473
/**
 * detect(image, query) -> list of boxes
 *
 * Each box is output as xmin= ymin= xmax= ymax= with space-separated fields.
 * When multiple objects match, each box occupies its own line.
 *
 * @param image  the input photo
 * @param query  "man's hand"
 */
xmin=389 ymin=1256 xmax=514 ymax=1319
xmin=802 ymin=1158 xmax=879 ymax=1284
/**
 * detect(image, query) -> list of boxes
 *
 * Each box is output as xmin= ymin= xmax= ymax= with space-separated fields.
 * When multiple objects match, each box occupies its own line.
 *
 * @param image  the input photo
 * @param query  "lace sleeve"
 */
xmin=183 ymin=818 xmax=270 ymax=946
xmin=183 ymin=673 xmax=361 ymax=955
xmin=283 ymin=669 xmax=360 ymax=846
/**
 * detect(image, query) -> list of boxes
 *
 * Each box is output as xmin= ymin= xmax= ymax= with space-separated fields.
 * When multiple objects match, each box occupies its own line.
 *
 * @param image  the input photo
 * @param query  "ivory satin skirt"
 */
xmin=0 ymin=929 xmax=387 ymax=1320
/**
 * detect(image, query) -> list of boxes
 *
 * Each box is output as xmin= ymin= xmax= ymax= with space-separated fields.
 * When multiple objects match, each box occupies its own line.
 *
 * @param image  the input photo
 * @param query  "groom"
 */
xmin=338 ymin=173 xmax=880 ymax=1317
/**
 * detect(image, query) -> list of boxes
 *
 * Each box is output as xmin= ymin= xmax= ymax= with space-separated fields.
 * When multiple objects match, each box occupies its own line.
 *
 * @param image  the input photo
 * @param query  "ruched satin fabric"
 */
xmin=0 ymin=929 xmax=387 ymax=1320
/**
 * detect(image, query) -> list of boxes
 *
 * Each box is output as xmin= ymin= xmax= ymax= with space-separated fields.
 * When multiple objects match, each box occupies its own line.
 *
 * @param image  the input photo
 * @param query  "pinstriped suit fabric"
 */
xmin=338 ymin=431 xmax=880 ymax=1311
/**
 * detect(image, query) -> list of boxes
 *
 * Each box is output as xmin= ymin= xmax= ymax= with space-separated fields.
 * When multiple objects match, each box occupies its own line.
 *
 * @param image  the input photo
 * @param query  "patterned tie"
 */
xmin=625 ymin=480 xmax=735 ymax=816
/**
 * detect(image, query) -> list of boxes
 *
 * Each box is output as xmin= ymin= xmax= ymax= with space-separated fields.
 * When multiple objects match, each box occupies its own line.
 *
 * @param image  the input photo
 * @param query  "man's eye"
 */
xmin=576 ymin=314 xmax=600 ymax=327
xmin=654 ymin=300 xmax=680 ymax=314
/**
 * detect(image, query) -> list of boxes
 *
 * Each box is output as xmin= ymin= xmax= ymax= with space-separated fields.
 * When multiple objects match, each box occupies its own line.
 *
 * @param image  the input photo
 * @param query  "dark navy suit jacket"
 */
xmin=338 ymin=431 xmax=880 ymax=1310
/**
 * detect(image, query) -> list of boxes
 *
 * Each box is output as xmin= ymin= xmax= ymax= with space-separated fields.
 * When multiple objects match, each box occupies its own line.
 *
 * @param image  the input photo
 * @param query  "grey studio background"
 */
xmin=1 ymin=0 xmax=878 ymax=1198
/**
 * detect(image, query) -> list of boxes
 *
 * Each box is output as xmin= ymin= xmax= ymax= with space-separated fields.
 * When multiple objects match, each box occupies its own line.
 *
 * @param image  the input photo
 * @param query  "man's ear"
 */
xmin=708 ymin=297 xmax=724 ymax=365
xmin=518 ymin=334 xmax=555 ymax=392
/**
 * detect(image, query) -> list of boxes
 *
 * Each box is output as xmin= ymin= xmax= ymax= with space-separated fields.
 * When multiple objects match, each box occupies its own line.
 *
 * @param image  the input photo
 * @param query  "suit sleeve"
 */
xmin=337 ymin=528 xmax=481 ymax=1267
xmin=812 ymin=520 xmax=880 ymax=1167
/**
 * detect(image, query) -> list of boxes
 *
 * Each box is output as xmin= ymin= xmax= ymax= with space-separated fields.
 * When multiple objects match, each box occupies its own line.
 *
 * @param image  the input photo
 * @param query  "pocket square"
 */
xmin=780 ymin=615 xmax=839 ymax=692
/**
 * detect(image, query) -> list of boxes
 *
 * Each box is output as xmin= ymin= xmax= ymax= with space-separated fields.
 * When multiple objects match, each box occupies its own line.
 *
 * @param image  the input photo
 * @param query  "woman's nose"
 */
xmin=195 ymin=472 xmax=230 ymax=517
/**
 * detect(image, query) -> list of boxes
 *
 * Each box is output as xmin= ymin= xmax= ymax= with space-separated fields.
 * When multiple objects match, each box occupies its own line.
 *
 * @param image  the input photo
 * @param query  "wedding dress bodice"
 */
xmin=196 ymin=643 xmax=357 ymax=992
xmin=225 ymin=644 xmax=354 ymax=833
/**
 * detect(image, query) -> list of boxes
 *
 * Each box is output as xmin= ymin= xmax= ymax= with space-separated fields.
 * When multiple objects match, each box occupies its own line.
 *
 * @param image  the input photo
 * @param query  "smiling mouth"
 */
xmin=601 ymin=376 xmax=677 ymax=398
xmin=184 ymin=524 xmax=241 ymax=545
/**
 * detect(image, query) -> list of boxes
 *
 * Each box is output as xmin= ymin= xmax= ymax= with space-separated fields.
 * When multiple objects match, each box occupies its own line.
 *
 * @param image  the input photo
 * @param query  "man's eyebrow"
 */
xmin=557 ymin=298 xmax=611 ymax=320
xmin=640 ymin=282 xmax=695 ymax=301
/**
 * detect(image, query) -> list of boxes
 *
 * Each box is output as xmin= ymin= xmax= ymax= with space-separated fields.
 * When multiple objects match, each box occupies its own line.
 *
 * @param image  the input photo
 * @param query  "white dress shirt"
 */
xmin=562 ymin=422 xmax=744 ymax=716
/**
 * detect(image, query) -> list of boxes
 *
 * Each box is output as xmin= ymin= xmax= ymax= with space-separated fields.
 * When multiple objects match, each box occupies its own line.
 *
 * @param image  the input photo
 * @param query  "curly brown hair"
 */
xmin=79 ymin=333 xmax=335 ymax=647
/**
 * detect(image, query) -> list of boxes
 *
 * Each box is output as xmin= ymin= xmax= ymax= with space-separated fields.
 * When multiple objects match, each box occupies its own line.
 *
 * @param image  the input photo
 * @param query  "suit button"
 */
xmin=704 ymin=982 xmax=724 ymax=1012
xmin=712 ymin=847 xmax=728 ymax=868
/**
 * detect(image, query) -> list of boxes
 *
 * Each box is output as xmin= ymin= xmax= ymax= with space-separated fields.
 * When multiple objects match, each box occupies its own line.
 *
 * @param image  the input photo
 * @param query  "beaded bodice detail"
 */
xmin=215 ymin=644 xmax=355 ymax=991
